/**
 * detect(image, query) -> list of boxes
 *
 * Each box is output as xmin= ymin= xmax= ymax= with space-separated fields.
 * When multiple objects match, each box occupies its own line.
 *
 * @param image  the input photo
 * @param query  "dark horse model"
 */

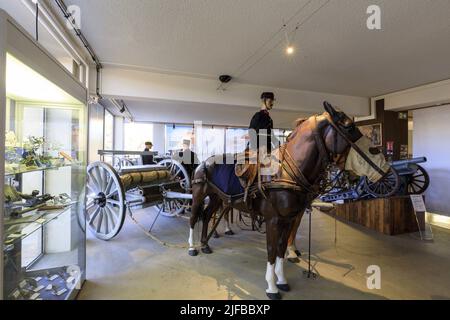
xmin=187 ymin=102 xmax=373 ymax=299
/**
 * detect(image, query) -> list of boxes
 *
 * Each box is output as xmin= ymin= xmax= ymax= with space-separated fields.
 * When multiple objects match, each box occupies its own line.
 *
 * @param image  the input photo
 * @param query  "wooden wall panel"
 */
xmin=335 ymin=196 xmax=425 ymax=235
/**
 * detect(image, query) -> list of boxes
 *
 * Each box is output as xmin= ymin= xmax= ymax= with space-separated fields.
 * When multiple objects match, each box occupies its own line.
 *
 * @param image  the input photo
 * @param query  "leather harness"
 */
xmin=267 ymin=115 xmax=331 ymax=196
xmin=195 ymin=113 xmax=374 ymax=204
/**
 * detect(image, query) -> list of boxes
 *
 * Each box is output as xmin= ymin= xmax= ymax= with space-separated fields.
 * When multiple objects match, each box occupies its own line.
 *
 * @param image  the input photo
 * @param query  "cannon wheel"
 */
xmin=406 ymin=164 xmax=430 ymax=195
xmin=113 ymin=156 xmax=135 ymax=169
xmin=156 ymin=159 xmax=191 ymax=217
xmin=86 ymin=161 xmax=126 ymax=240
xmin=364 ymin=167 xmax=400 ymax=198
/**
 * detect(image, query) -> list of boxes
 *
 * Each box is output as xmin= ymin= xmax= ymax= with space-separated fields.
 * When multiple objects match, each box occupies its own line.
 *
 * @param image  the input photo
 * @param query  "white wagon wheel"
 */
xmin=113 ymin=156 xmax=135 ymax=170
xmin=156 ymin=159 xmax=191 ymax=217
xmin=86 ymin=161 xmax=126 ymax=240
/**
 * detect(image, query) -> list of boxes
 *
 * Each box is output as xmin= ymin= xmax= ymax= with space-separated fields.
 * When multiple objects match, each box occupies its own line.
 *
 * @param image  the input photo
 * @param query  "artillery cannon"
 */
xmin=391 ymin=157 xmax=429 ymax=195
xmin=85 ymin=158 xmax=190 ymax=240
xmin=320 ymin=156 xmax=430 ymax=202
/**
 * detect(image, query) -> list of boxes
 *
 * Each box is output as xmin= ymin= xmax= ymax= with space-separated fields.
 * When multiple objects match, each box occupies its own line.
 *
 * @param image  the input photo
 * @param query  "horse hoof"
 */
xmin=287 ymin=257 xmax=300 ymax=263
xmin=201 ymin=245 xmax=213 ymax=254
xmin=213 ymin=232 xmax=220 ymax=239
xmin=224 ymin=230 xmax=234 ymax=236
xmin=266 ymin=292 xmax=282 ymax=300
xmin=188 ymin=249 xmax=198 ymax=256
xmin=295 ymin=250 xmax=302 ymax=257
xmin=277 ymin=283 xmax=290 ymax=292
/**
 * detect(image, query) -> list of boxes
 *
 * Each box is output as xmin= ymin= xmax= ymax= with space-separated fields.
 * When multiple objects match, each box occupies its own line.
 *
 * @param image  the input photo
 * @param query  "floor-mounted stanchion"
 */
xmin=303 ymin=208 xmax=317 ymax=279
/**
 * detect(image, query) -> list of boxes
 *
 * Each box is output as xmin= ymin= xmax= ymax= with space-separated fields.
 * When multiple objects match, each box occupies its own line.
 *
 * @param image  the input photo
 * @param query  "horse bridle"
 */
xmin=326 ymin=115 xmax=386 ymax=176
xmin=272 ymin=111 xmax=387 ymax=196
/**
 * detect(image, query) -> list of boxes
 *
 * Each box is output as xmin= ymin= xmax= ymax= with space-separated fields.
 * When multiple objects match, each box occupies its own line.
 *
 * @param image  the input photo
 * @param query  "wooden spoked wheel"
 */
xmin=406 ymin=164 xmax=430 ymax=195
xmin=364 ymin=167 xmax=400 ymax=198
xmin=86 ymin=162 xmax=126 ymax=240
xmin=156 ymin=159 xmax=191 ymax=217
xmin=113 ymin=156 xmax=135 ymax=170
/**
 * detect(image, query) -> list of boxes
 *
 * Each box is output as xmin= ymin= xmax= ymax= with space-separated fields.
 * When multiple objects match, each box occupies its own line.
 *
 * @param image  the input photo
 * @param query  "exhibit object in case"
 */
xmin=0 ymin=11 xmax=87 ymax=300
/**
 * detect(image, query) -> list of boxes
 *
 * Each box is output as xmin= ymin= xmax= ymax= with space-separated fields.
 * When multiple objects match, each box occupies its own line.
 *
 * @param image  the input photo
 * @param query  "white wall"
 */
xmin=122 ymin=98 xmax=308 ymax=129
xmin=377 ymin=79 xmax=450 ymax=111
xmin=152 ymin=123 xmax=165 ymax=155
xmin=94 ymin=66 xmax=370 ymax=117
xmin=413 ymin=105 xmax=450 ymax=216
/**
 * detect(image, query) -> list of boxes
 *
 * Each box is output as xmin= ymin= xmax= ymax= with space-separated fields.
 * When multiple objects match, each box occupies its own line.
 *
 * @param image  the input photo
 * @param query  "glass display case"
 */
xmin=1 ymin=12 xmax=87 ymax=300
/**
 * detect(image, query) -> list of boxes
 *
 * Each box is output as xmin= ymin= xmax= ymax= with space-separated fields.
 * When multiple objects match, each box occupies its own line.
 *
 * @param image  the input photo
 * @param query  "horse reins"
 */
xmin=273 ymin=115 xmax=332 ymax=195
xmin=326 ymin=117 xmax=386 ymax=176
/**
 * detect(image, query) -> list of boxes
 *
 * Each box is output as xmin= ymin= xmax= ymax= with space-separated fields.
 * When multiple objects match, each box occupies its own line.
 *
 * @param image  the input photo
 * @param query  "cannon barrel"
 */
xmin=392 ymin=156 xmax=427 ymax=168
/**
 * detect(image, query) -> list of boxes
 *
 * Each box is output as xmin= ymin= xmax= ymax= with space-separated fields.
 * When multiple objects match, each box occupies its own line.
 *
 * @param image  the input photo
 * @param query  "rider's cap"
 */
xmin=261 ymin=92 xmax=275 ymax=100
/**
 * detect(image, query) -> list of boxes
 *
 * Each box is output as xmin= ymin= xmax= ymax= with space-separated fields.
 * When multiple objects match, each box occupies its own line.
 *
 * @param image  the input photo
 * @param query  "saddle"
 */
xmin=235 ymin=148 xmax=275 ymax=207
xmin=235 ymin=149 xmax=258 ymax=190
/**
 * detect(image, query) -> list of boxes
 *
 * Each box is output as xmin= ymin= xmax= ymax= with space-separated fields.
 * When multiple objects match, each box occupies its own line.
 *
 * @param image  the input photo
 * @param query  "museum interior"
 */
xmin=0 ymin=0 xmax=449 ymax=301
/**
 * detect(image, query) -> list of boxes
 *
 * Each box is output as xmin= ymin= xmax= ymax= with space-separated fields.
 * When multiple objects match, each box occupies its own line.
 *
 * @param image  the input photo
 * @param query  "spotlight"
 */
xmin=286 ymin=46 xmax=295 ymax=55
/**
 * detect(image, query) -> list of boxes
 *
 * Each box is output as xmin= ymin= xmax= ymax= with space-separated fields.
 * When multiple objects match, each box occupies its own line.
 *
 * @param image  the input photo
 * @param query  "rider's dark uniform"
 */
xmin=249 ymin=109 xmax=275 ymax=153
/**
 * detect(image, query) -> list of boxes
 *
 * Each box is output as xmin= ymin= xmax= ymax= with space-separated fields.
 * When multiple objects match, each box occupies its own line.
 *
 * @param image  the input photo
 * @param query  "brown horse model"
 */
xmin=187 ymin=102 xmax=371 ymax=299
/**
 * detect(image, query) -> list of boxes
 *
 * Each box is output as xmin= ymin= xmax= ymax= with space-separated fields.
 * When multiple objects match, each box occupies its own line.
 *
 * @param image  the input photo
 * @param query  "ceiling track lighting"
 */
xmin=54 ymin=0 xmax=103 ymax=99
xmin=109 ymin=99 xmax=133 ymax=122
xmin=33 ymin=0 xmax=39 ymax=42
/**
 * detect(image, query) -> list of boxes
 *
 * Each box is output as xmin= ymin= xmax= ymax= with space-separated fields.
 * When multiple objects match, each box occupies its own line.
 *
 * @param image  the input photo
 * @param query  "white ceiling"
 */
xmin=60 ymin=0 xmax=450 ymax=97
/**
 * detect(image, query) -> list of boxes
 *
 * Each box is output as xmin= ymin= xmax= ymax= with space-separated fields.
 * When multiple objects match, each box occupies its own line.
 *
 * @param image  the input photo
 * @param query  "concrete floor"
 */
xmin=78 ymin=206 xmax=450 ymax=300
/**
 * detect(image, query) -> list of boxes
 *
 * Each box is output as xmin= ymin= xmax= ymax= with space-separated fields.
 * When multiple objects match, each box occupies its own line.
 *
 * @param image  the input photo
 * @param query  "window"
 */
xmin=274 ymin=129 xmax=292 ymax=145
xmin=196 ymin=126 xmax=225 ymax=161
xmin=225 ymin=128 xmax=248 ymax=154
xmin=103 ymin=110 xmax=114 ymax=164
xmin=165 ymin=125 xmax=194 ymax=155
xmin=0 ymin=1 xmax=88 ymax=85
xmin=124 ymin=122 xmax=153 ymax=151
xmin=104 ymin=110 xmax=114 ymax=150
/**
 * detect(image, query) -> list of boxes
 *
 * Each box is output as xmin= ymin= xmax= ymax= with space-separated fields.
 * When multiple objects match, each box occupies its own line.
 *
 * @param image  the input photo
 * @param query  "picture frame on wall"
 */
xmin=358 ymin=123 xmax=382 ymax=147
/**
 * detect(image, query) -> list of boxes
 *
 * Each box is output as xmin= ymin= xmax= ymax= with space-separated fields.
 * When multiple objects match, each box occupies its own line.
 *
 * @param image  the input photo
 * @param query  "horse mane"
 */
xmin=286 ymin=117 xmax=309 ymax=142
xmin=294 ymin=117 xmax=308 ymax=128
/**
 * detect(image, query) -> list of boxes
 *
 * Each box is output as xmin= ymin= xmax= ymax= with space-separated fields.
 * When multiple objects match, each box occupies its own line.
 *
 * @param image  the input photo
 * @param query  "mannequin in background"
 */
xmin=142 ymin=141 xmax=156 ymax=165
xmin=176 ymin=139 xmax=199 ymax=179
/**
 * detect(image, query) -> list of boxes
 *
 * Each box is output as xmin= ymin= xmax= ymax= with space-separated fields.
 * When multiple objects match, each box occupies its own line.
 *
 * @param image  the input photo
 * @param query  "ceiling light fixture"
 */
xmin=284 ymin=26 xmax=295 ymax=56
xmin=286 ymin=46 xmax=295 ymax=55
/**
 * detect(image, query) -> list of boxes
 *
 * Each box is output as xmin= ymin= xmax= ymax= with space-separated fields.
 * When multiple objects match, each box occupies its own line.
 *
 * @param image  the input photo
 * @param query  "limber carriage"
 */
xmin=85 ymin=150 xmax=191 ymax=240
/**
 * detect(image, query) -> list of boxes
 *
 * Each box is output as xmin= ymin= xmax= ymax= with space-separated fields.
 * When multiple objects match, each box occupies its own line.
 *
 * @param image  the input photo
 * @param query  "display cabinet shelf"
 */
xmin=4 ymin=164 xmax=75 ymax=178
xmin=4 ymin=204 xmax=76 ymax=245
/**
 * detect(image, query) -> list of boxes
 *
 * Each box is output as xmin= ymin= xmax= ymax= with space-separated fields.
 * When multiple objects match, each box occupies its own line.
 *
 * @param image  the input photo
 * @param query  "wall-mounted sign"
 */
xmin=398 ymin=112 xmax=408 ymax=120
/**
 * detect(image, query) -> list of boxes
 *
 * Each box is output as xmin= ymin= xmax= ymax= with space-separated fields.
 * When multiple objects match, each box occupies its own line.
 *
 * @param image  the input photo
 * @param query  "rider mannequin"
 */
xmin=249 ymin=92 xmax=278 ymax=158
